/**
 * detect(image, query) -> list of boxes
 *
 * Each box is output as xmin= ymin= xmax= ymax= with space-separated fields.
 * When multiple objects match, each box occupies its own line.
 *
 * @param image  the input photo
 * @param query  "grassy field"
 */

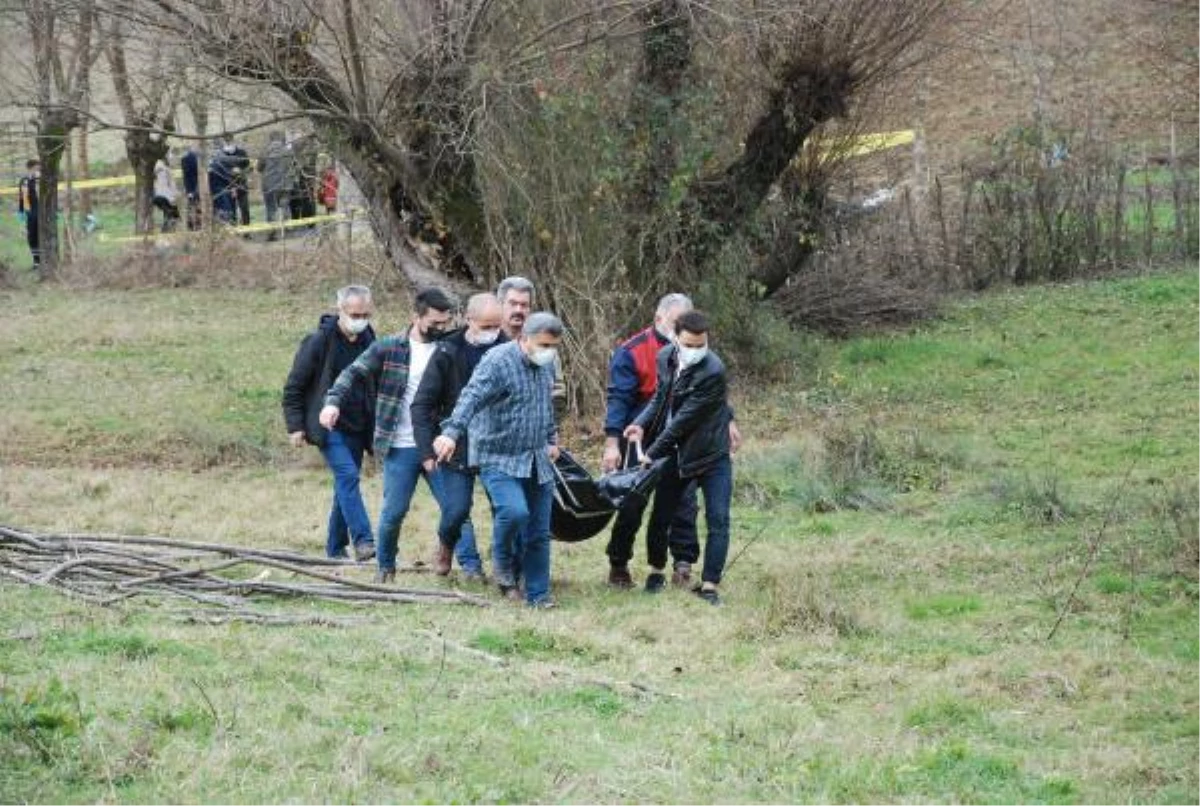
xmin=0 ymin=268 xmax=1196 ymax=803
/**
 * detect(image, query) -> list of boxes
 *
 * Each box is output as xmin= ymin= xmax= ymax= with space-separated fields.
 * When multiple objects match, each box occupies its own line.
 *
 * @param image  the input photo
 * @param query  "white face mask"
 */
xmin=342 ymin=316 xmax=370 ymax=335
xmin=678 ymin=345 xmax=708 ymax=368
xmin=470 ymin=327 xmax=500 ymax=345
xmin=528 ymin=346 xmax=557 ymax=367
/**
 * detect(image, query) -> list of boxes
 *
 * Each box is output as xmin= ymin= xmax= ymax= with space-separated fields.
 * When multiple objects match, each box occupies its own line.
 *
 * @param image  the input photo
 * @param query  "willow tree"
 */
xmin=109 ymin=0 xmax=947 ymax=407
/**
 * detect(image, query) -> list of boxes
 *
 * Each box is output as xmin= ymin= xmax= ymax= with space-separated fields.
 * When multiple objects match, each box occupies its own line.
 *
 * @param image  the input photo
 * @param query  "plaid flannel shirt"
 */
xmin=440 ymin=341 xmax=558 ymax=484
xmin=324 ymin=331 xmax=412 ymax=456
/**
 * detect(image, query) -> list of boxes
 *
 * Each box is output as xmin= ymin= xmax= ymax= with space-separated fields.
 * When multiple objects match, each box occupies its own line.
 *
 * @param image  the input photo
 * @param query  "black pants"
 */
xmin=605 ymin=453 xmax=700 ymax=568
xmin=25 ymin=216 xmax=39 ymax=267
xmin=233 ymin=187 xmax=251 ymax=226
xmin=153 ymin=196 xmax=181 ymax=232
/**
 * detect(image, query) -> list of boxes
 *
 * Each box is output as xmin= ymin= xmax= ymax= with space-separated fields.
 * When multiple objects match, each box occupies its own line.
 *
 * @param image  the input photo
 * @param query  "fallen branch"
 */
xmin=0 ymin=524 xmax=490 ymax=612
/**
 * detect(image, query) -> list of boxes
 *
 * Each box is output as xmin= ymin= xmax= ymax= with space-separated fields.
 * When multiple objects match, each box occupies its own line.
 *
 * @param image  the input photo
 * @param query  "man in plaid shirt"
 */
xmin=321 ymin=288 xmax=456 ymax=583
xmin=433 ymin=312 xmax=564 ymax=608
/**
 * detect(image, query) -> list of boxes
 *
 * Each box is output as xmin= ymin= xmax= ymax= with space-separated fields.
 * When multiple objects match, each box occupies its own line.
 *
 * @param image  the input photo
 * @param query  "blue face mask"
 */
xmin=677 ymin=345 xmax=708 ymax=368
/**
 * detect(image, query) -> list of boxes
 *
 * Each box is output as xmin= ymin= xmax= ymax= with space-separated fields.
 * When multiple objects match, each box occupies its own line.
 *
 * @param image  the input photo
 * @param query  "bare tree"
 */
xmin=17 ymin=0 xmax=97 ymax=274
xmin=104 ymin=17 xmax=179 ymax=233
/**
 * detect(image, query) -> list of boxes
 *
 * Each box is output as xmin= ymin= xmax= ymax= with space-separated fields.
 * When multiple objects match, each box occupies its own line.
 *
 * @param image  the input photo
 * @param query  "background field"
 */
xmin=0 ymin=267 xmax=1196 ymax=803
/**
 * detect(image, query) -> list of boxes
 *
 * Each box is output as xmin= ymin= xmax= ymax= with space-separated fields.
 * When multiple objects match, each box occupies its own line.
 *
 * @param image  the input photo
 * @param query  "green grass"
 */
xmin=0 ymin=267 xmax=1196 ymax=803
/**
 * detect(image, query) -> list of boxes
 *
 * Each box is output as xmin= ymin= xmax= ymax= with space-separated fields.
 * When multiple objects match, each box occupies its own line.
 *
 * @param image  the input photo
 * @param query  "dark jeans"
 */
xmin=25 ymin=217 xmax=39 ymax=267
xmin=233 ymin=187 xmax=251 ymax=225
xmin=263 ymin=189 xmax=289 ymax=225
xmin=479 ymin=468 xmax=553 ymax=604
xmin=428 ymin=465 xmax=483 ymax=575
xmin=185 ymin=193 xmax=202 ymax=231
xmin=319 ymin=430 xmax=374 ymax=558
xmin=645 ymin=455 xmax=733 ymax=585
xmin=605 ymin=477 xmax=700 ymax=569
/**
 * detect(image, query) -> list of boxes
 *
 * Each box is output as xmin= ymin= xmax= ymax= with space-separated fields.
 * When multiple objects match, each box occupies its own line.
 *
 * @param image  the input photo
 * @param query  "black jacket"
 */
xmin=411 ymin=328 xmax=508 ymax=469
xmin=634 ymin=344 xmax=731 ymax=478
xmin=282 ymin=314 xmax=376 ymax=449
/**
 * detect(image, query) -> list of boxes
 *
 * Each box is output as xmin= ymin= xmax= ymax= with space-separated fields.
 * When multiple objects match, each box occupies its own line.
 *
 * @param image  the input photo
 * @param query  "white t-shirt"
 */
xmin=392 ymin=339 xmax=437 ymax=448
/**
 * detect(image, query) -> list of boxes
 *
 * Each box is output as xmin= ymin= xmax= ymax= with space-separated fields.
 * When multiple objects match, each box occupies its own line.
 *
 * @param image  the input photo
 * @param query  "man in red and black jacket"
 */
xmin=601 ymin=293 xmax=741 ymax=589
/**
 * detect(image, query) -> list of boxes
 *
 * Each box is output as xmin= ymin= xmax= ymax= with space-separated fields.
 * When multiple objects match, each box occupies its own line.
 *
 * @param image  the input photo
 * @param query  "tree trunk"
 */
xmin=34 ymin=110 xmax=75 ymax=276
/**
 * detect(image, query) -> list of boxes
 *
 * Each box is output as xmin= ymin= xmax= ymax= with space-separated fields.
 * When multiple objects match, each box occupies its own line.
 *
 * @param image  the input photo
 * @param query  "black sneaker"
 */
xmin=693 ymin=585 xmax=721 ymax=606
xmin=644 ymin=573 xmax=666 ymax=594
xmin=353 ymin=542 xmax=377 ymax=563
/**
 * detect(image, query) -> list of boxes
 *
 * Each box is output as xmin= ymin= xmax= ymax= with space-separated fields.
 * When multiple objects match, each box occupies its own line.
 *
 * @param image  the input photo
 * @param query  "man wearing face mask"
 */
xmin=321 ymin=287 xmax=456 ymax=583
xmin=283 ymin=285 xmax=378 ymax=561
xmin=433 ymin=312 xmax=564 ymax=608
xmin=411 ymin=293 xmax=508 ymax=580
xmin=625 ymin=310 xmax=733 ymax=605
xmin=601 ymin=293 xmax=703 ymax=589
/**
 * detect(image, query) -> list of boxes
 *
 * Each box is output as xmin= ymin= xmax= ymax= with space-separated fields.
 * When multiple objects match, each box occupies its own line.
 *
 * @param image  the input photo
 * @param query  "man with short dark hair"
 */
xmin=283 ymin=285 xmax=378 ymax=561
xmin=321 ymin=287 xmax=457 ymax=583
xmin=433 ymin=312 xmax=564 ymax=607
xmin=412 ymin=293 xmax=508 ymax=580
xmin=625 ymin=310 xmax=734 ymax=605
xmin=16 ymin=159 xmax=40 ymax=273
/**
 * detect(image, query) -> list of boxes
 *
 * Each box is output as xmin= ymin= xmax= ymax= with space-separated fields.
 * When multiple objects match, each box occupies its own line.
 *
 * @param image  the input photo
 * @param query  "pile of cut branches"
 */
xmin=0 ymin=526 xmax=489 ymax=618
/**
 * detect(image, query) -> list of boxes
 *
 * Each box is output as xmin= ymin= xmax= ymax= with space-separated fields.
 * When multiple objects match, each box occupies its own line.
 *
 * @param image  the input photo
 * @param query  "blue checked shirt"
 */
xmin=440 ymin=341 xmax=558 ymax=483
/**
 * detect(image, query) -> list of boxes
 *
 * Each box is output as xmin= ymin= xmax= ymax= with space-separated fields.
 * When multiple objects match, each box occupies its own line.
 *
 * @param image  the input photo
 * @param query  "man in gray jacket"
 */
xmin=258 ymin=131 xmax=292 ymax=235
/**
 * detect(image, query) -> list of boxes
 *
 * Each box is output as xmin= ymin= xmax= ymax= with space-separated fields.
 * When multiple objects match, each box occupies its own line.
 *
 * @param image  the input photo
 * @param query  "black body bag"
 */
xmin=550 ymin=449 xmax=616 ymax=542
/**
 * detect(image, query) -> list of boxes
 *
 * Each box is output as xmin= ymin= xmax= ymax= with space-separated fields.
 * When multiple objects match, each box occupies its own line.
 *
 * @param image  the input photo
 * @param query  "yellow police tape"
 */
xmin=0 ymin=170 xmax=184 ymax=195
xmin=96 ymin=209 xmax=358 ymax=243
xmin=4 ymin=130 xmax=917 ymax=200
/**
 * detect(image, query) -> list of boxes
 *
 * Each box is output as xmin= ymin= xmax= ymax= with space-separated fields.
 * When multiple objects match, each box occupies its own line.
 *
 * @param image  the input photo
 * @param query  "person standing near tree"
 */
xmin=433 ymin=312 xmax=564 ymax=608
xmin=16 ymin=159 xmax=40 ymax=275
xmin=180 ymin=143 xmax=202 ymax=231
xmin=411 ymin=293 xmax=508 ymax=581
xmin=320 ymin=287 xmax=457 ymax=583
xmin=152 ymin=153 xmax=181 ymax=233
xmin=625 ymin=310 xmax=734 ymax=605
xmin=283 ymin=285 xmax=379 ymax=562
xmin=259 ymin=131 xmax=292 ymax=235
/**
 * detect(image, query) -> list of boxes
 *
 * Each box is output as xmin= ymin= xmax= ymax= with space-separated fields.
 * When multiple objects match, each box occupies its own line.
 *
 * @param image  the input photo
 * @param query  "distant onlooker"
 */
xmin=288 ymin=134 xmax=319 ymax=223
xmin=317 ymin=161 xmax=339 ymax=215
xmin=208 ymin=138 xmax=234 ymax=223
xmin=152 ymin=155 xmax=181 ymax=233
xmin=221 ymin=141 xmax=252 ymax=226
xmin=16 ymin=158 xmax=40 ymax=273
xmin=258 ymin=131 xmax=292 ymax=234
xmin=180 ymin=144 xmax=202 ymax=231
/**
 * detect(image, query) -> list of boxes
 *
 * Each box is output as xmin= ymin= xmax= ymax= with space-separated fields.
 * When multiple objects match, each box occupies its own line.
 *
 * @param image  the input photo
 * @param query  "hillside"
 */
xmin=0 ymin=267 xmax=1195 ymax=803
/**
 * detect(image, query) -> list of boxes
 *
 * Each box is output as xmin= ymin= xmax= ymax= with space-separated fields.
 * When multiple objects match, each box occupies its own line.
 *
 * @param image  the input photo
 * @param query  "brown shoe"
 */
xmin=671 ymin=562 xmax=692 ymax=587
xmin=607 ymin=565 xmax=635 ymax=589
xmin=501 ymin=585 xmax=523 ymax=602
xmin=433 ymin=543 xmax=452 ymax=576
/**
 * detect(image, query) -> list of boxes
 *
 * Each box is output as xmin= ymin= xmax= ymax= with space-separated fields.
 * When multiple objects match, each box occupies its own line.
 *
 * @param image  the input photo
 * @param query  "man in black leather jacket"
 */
xmin=625 ymin=310 xmax=733 ymax=605
xmin=283 ymin=285 xmax=377 ymax=561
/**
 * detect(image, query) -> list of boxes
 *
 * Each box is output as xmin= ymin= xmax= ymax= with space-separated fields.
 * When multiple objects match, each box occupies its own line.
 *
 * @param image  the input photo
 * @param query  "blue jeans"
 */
xmin=319 ymin=430 xmax=374 ymax=558
xmin=479 ymin=469 xmax=553 ymax=604
xmin=428 ymin=465 xmax=483 ymax=575
xmin=378 ymin=446 xmax=437 ymax=572
xmin=645 ymin=456 xmax=733 ymax=585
